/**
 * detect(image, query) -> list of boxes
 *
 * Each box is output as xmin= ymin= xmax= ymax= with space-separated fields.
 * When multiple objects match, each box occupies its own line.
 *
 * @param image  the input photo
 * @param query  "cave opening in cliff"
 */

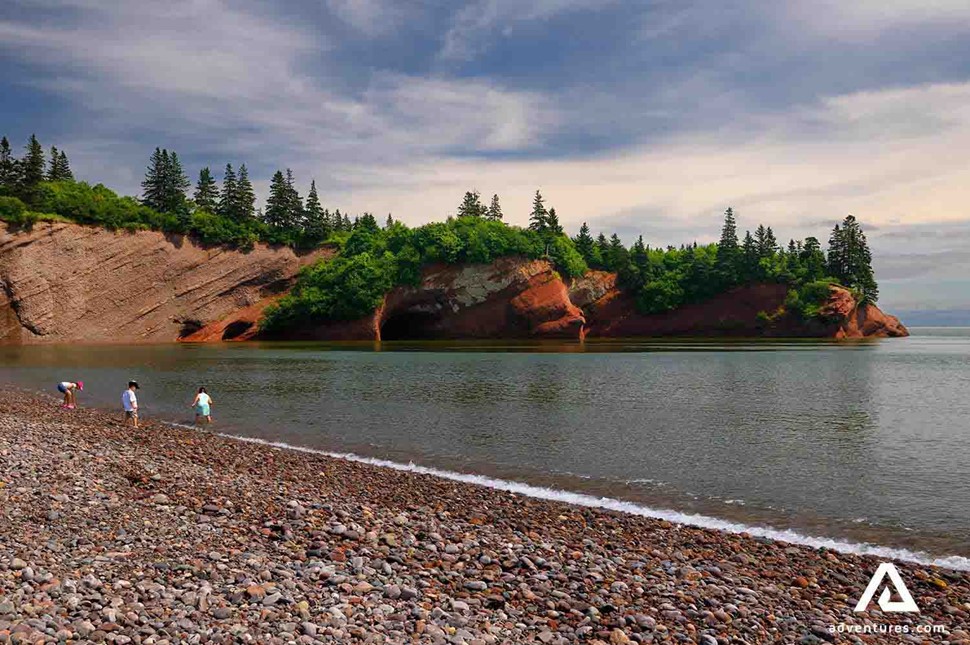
xmin=380 ymin=311 xmax=441 ymax=340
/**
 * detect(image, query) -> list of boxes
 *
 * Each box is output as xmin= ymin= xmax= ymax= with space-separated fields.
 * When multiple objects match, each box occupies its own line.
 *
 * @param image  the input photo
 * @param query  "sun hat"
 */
xmin=77 ymin=381 xmax=84 ymax=391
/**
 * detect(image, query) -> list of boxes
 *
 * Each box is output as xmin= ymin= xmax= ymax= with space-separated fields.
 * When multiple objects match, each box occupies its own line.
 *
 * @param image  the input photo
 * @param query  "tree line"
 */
xmin=0 ymin=134 xmax=74 ymax=205
xmin=0 ymin=136 xmax=880 ymax=326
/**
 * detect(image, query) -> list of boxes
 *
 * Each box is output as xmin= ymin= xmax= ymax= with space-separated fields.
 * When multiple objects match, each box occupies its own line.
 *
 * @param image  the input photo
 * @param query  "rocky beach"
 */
xmin=1 ymin=390 xmax=968 ymax=644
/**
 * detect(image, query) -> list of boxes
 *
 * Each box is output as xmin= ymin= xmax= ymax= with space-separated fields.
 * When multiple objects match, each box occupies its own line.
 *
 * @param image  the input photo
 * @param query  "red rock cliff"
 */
xmin=574 ymin=273 xmax=908 ymax=339
xmin=0 ymin=222 xmax=329 ymax=343
xmin=265 ymin=256 xmax=585 ymax=341
xmin=0 ymin=223 xmax=906 ymax=343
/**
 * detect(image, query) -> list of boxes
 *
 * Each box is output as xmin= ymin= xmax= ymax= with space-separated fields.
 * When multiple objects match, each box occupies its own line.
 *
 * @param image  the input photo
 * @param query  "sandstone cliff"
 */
xmin=0 ymin=222 xmax=329 ymax=343
xmin=573 ymin=272 xmax=908 ymax=339
xmin=0 ymin=223 xmax=906 ymax=343
xmin=253 ymin=256 xmax=585 ymax=341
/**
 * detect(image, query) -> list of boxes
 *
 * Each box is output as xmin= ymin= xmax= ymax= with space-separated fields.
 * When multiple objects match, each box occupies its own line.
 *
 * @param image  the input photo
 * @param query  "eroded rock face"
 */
xmin=0 ymin=222 xmax=329 ymax=343
xmin=298 ymin=257 xmax=585 ymax=341
xmin=0 ymin=223 xmax=907 ymax=343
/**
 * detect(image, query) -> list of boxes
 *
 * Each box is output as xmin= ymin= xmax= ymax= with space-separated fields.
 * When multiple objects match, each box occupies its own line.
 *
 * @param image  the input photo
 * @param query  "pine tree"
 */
xmin=800 ymin=236 xmax=826 ymax=281
xmin=716 ymin=207 xmax=740 ymax=283
xmin=606 ymin=234 xmax=628 ymax=272
xmin=457 ymin=190 xmax=486 ymax=217
xmin=57 ymin=151 xmax=72 ymax=181
xmin=166 ymin=151 xmax=191 ymax=218
xmin=141 ymin=148 xmax=188 ymax=215
xmin=303 ymin=180 xmax=329 ymax=242
xmin=487 ymin=194 xmax=503 ymax=220
xmin=18 ymin=134 xmax=45 ymax=204
xmin=141 ymin=148 xmax=167 ymax=211
xmin=0 ymin=137 xmax=18 ymax=194
xmin=385 ymin=213 xmax=394 ymax=228
xmin=528 ymin=190 xmax=547 ymax=232
xmin=741 ymin=231 xmax=758 ymax=281
xmin=236 ymin=164 xmax=255 ymax=221
xmin=217 ymin=164 xmax=237 ymax=219
xmin=631 ymin=235 xmax=650 ymax=277
xmin=828 ymin=215 xmax=878 ymax=302
xmin=264 ymin=170 xmax=290 ymax=229
xmin=546 ymin=208 xmax=563 ymax=234
xmin=284 ymin=169 xmax=304 ymax=227
xmin=332 ymin=208 xmax=344 ymax=232
xmin=45 ymin=145 xmax=72 ymax=182
xmin=46 ymin=146 xmax=60 ymax=181
xmin=194 ymin=167 xmax=219 ymax=212
xmin=574 ymin=222 xmax=595 ymax=264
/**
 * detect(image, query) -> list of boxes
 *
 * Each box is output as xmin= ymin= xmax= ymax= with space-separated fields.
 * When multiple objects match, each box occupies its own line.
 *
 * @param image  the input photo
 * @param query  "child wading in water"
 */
xmin=191 ymin=387 xmax=213 ymax=426
xmin=122 ymin=380 xmax=139 ymax=428
xmin=57 ymin=381 xmax=83 ymax=409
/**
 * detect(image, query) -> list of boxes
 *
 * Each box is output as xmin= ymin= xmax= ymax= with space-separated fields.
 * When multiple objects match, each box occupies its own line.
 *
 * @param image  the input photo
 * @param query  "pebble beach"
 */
xmin=1 ymin=390 xmax=968 ymax=644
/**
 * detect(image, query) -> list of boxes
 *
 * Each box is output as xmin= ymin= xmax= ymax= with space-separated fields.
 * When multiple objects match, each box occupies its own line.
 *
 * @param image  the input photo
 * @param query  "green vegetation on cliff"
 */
xmin=0 ymin=135 xmax=880 ymax=333
xmin=260 ymin=211 xmax=588 ymax=331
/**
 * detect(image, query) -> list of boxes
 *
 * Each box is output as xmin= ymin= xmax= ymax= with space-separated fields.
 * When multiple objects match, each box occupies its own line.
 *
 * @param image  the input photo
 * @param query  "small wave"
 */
xmin=196 ymin=430 xmax=970 ymax=572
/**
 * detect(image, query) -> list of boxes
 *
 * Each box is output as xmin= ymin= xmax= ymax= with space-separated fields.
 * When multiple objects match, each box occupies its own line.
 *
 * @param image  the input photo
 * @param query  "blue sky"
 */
xmin=2 ymin=0 xmax=970 ymax=316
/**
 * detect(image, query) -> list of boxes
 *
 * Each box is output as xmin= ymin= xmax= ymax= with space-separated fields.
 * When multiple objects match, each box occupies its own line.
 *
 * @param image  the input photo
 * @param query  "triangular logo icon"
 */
xmin=853 ymin=563 xmax=919 ymax=613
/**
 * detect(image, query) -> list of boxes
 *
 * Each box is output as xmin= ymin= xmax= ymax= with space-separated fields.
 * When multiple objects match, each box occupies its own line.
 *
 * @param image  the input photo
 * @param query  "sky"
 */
xmin=1 ymin=0 xmax=969 ymax=317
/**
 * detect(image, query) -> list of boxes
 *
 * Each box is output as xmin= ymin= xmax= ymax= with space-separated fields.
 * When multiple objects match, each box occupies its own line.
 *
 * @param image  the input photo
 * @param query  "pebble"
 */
xmin=0 ymin=390 xmax=965 ymax=645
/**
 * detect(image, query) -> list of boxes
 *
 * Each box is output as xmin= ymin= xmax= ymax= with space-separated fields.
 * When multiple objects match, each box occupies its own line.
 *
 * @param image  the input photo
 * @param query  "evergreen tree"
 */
xmin=606 ymin=234 xmax=628 ymax=272
xmin=457 ymin=190 xmax=487 ymax=217
xmin=385 ymin=213 xmax=394 ymax=228
xmin=217 ymin=164 xmax=237 ymax=219
xmin=18 ymin=134 xmax=45 ymax=204
xmin=486 ymin=193 xmax=503 ymax=220
xmin=574 ymin=222 xmax=595 ymax=264
xmin=45 ymin=145 xmax=72 ymax=182
xmin=166 ymin=151 xmax=190 ymax=216
xmin=57 ymin=150 xmax=73 ymax=181
xmin=741 ymin=231 xmax=758 ymax=281
xmin=631 ymin=235 xmax=650 ymax=279
xmin=46 ymin=146 xmax=60 ymax=181
xmin=332 ymin=208 xmax=344 ymax=232
xmin=264 ymin=170 xmax=291 ymax=229
xmin=828 ymin=215 xmax=878 ymax=302
xmin=528 ymin=190 xmax=547 ymax=232
xmin=595 ymin=233 xmax=610 ymax=262
xmin=284 ymin=168 xmax=304 ymax=226
xmin=0 ymin=137 xmax=17 ymax=194
xmin=141 ymin=148 xmax=167 ymax=211
xmin=303 ymin=180 xmax=329 ymax=242
xmin=546 ymin=207 xmax=563 ymax=234
xmin=236 ymin=164 xmax=256 ymax=221
xmin=193 ymin=167 xmax=219 ymax=212
xmin=141 ymin=148 xmax=188 ymax=215
xmin=800 ymin=236 xmax=826 ymax=281
xmin=716 ymin=207 xmax=740 ymax=283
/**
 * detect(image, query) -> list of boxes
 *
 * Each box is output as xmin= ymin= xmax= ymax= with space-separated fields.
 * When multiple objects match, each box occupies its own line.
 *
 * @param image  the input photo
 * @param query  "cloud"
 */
xmin=326 ymin=0 xmax=405 ymax=36
xmin=438 ymin=0 xmax=618 ymax=62
xmin=2 ymin=0 xmax=970 ymax=310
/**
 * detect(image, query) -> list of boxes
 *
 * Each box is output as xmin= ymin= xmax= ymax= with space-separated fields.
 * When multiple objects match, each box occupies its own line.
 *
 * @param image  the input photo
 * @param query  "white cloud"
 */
xmin=781 ymin=1 xmax=970 ymax=40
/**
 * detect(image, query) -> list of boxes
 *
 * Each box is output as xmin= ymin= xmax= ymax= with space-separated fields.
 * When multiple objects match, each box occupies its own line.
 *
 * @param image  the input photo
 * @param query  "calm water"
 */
xmin=2 ymin=329 xmax=969 ymax=560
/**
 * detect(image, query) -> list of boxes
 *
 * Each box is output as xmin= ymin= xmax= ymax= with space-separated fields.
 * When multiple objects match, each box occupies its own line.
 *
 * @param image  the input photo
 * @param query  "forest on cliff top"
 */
xmin=0 ymin=134 xmax=878 ymax=331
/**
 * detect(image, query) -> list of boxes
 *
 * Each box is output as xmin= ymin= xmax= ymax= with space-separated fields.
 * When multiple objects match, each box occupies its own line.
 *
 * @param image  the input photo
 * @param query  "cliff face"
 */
xmin=0 ymin=223 xmax=907 ymax=343
xmin=0 ymin=222 xmax=329 ymax=343
xmin=261 ymin=256 xmax=586 ymax=341
xmin=574 ymin=273 xmax=908 ymax=339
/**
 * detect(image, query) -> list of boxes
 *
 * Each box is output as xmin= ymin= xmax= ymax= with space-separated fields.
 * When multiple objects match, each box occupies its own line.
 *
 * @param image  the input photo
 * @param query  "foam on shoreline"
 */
xmin=209 ymin=429 xmax=970 ymax=573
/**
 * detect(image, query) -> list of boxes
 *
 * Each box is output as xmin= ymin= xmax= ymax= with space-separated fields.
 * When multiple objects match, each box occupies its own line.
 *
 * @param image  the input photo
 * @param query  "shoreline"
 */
xmin=2 ymin=391 xmax=969 ymax=643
